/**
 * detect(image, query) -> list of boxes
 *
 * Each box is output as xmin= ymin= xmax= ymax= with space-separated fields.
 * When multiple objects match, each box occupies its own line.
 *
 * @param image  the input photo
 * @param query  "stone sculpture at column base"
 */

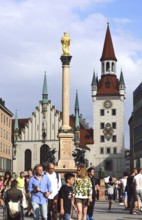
xmin=58 ymin=131 xmax=75 ymax=169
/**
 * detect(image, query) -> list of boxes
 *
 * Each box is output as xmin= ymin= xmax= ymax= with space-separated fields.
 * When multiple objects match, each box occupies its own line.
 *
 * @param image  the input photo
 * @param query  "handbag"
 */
xmin=71 ymin=208 xmax=77 ymax=219
xmin=8 ymin=200 xmax=20 ymax=217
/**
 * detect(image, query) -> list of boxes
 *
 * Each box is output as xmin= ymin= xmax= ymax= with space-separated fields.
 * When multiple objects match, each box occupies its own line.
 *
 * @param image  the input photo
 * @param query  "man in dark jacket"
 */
xmin=4 ymin=179 xmax=23 ymax=220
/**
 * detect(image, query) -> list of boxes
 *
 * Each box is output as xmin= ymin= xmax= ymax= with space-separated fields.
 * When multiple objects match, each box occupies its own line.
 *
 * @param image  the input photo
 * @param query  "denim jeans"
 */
xmin=32 ymin=202 xmax=48 ymax=220
xmin=86 ymin=214 xmax=94 ymax=220
xmin=63 ymin=213 xmax=70 ymax=220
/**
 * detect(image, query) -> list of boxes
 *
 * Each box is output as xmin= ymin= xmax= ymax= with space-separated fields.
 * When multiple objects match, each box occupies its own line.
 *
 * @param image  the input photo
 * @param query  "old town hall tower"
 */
xmin=91 ymin=24 xmax=126 ymax=177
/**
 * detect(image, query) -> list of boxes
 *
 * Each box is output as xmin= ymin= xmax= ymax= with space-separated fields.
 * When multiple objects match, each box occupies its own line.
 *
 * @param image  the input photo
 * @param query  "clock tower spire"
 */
xmin=100 ymin=23 xmax=117 ymax=75
xmin=91 ymin=24 xmax=125 ymax=178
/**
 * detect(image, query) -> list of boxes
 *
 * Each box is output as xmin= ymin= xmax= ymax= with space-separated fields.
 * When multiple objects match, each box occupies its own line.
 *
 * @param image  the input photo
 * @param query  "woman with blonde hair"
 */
xmin=73 ymin=165 xmax=92 ymax=220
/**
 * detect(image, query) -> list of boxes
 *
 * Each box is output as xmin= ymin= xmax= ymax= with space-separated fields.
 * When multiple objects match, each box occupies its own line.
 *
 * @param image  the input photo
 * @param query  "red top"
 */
xmin=100 ymin=24 xmax=117 ymax=61
xmin=97 ymin=75 xmax=119 ymax=96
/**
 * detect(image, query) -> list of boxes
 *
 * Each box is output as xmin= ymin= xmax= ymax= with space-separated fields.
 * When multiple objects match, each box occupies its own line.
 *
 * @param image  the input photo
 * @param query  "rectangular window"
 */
xmin=105 ymin=81 xmax=110 ymax=88
xmin=100 ymin=147 xmax=104 ymax=154
xmin=112 ymin=135 xmax=117 ymax=142
xmin=100 ymin=136 xmax=105 ymax=142
xmin=106 ymin=147 xmax=111 ymax=154
xmin=105 ymin=160 xmax=112 ymax=171
xmin=113 ymin=147 xmax=117 ymax=154
xmin=100 ymin=123 xmax=105 ymax=129
xmin=112 ymin=122 xmax=116 ymax=129
xmin=100 ymin=109 xmax=104 ymax=116
xmin=112 ymin=109 xmax=116 ymax=116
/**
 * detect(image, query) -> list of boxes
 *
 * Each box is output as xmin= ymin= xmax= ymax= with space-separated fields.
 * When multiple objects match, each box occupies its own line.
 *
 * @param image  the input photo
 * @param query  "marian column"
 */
xmin=58 ymin=32 xmax=75 ymax=169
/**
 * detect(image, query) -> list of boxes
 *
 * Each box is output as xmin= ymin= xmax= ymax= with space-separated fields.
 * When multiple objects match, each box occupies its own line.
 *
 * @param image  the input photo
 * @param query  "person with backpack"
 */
xmin=46 ymin=163 xmax=62 ymax=220
xmin=4 ymin=179 xmax=23 ymax=220
xmin=107 ymin=177 xmax=115 ymax=210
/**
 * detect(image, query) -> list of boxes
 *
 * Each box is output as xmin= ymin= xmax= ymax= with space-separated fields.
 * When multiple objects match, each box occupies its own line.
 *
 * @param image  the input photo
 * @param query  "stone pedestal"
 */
xmin=58 ymin=132 xmax=75 ymax=169
xmin=99 ymin=179 xmax=106 ymax=201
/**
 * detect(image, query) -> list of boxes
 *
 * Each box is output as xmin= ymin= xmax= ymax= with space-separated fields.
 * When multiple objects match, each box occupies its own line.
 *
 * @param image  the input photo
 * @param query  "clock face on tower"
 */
xmin=104 ymin=100 xmax=112 ymax=109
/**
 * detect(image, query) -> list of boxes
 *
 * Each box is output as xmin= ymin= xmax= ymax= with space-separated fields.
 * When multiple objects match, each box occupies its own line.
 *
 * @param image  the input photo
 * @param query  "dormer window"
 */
xmin=105 ymin=79 xmax=110 ymax=88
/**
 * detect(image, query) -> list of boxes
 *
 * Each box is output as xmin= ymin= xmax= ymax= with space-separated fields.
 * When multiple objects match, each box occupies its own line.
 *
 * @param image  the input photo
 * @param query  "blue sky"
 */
xmin=0 ymin=0 xmax=142 ymax=147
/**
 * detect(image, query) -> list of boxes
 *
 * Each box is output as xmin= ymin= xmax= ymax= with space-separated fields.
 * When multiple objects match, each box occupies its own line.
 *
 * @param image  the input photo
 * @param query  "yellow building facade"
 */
xmin=0 ymin=98 xmax=13 ymax=173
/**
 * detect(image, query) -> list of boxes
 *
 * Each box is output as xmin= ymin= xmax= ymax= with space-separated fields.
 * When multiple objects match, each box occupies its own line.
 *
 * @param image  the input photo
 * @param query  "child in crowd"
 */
xmin=59 ymin=173 xmax=77 ymax=220
xmin=107 ymin=177 xmax=115 ymax=210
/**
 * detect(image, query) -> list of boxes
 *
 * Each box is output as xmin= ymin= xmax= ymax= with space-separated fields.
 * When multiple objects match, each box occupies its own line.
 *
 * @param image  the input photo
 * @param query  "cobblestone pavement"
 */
xmin=1 ymin=201 xmax=142 ymax=220
xmin=94 ymin=201 xmax=142 ymax=220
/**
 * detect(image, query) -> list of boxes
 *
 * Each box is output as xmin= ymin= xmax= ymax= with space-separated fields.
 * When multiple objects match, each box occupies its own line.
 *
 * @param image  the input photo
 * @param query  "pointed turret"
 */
xmin=119 ymin=70 xmax=126 ymax=98
xmin=74 ymin=91 xmax=80 ymax=146
xmin=100 ymin=23 xmax=117 ymax=61
xmin=14 ymin=110 xmax=19 ymax=143
xmin=119 ymin=70 xmax=125 ymax=87
xmin=42 ymin=73 xmax=48 ymax=104
xmin=75 ymin=91 xmax=80 ymax=131
xmin=14 ymin=110 xmax=19 ymax=132
xmin=100 ymin=23 xmax=117 ymax=75
xmin=91 ymin=71 xmax=97 ymax=97
xmin=91 ymin=71 xmax=97 ymax=86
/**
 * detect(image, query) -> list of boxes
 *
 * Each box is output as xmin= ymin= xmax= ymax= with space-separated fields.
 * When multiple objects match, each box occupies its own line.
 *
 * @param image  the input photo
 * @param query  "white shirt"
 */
xmin=134 ymin=173 xmax=142 ymax=190
xmin=121 ymin=177 xmax=127 ymax=190
xmin=46 ymin=172 xmax=62 ymax=199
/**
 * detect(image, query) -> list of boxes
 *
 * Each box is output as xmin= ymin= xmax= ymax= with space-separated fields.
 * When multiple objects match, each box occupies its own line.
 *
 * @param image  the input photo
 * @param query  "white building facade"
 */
xmin=90 ymin=25 xmax=126 ymax=177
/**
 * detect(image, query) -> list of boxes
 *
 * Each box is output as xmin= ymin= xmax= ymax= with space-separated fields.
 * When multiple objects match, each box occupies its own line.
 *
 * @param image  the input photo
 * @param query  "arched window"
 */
xmin=106 ymin=62 xmax=110 ymax=72
xmin=25 ymin=149 xmax=32 ymax=171
xmin=40 ymin=144 xmax=50 ymax=170
xmin=112 ymin=62 xmax=115 ymax=72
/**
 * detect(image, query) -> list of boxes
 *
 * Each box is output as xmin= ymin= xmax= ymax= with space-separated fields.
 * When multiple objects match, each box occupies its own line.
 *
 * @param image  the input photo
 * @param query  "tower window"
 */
xmin=100 ymin=136 xmax=105 ymax=142
xmin=113 ymin=147 xmax=117 ymax=154
xmin=112 ymin=62 xmax=115 ymax=72
xmin=106 ymin=62 xmax=110 ymax=72
xmin=105 ymin=80 xmax=110 ymax=88
xmin=106 ymin=147 xmax=111 ymax=154
xmin=112 ymin=135 xmax=117 ymax=142
xmin=100 ymin=109 xmax=105 ymax=116
xmin=100 ymin=123 xmax=105 ymax=129
xmin=100 ymin=147 xmax=104 ymax=154
xmin=112 ymin=109 xmax=116 ymax=116
xmin=112 ymin=122 xmax=116 ymax=129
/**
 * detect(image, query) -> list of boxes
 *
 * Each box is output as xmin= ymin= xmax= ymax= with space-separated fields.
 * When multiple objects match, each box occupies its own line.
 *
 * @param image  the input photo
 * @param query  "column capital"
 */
xmin=60 ymin=56 xmax=72 ymax=65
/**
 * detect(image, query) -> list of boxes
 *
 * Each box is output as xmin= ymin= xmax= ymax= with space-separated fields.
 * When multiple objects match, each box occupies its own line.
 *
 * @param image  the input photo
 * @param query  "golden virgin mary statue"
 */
xmin=61 ymin=32 xmax=71 ymax=56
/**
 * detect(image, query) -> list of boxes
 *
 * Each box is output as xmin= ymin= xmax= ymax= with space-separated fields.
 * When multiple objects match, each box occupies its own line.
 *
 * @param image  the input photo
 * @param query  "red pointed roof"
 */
xmin=100 ymin=24 xmax=117 ymax=61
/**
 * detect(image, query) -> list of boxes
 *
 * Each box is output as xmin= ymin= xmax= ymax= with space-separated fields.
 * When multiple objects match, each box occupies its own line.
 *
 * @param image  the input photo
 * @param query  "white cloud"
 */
xmin=0 ymin=0 xmax=141 ymax=147
xmin=113 ymin=18 xmax=132 ymax=26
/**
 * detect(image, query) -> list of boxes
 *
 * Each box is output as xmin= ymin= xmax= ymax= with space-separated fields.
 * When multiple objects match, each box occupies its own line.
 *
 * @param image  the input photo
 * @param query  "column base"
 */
xmin=57 ymin=132 xmax=75 ymax=169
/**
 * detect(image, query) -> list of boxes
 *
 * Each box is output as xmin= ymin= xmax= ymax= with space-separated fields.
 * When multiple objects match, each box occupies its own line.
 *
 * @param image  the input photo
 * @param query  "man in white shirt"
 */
xmin=47 ymin=163 xmax=62 ymax=220
xmin=134 ymin=168 xmax=142 ymax=213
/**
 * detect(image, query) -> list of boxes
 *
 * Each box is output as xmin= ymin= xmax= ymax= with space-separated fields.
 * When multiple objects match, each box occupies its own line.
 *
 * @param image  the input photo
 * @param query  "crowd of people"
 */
xmin=0 ymin=164 xmax=100 ymax=220
xmin=0 ymin=166 xmax=142 ymax=220
xmin=106 ymin=168 xmax=142 ymax=215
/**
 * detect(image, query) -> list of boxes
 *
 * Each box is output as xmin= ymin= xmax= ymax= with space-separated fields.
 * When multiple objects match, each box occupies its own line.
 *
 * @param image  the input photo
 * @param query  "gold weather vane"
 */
xmin=61 ymin=32 xmax=71 ymax=56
